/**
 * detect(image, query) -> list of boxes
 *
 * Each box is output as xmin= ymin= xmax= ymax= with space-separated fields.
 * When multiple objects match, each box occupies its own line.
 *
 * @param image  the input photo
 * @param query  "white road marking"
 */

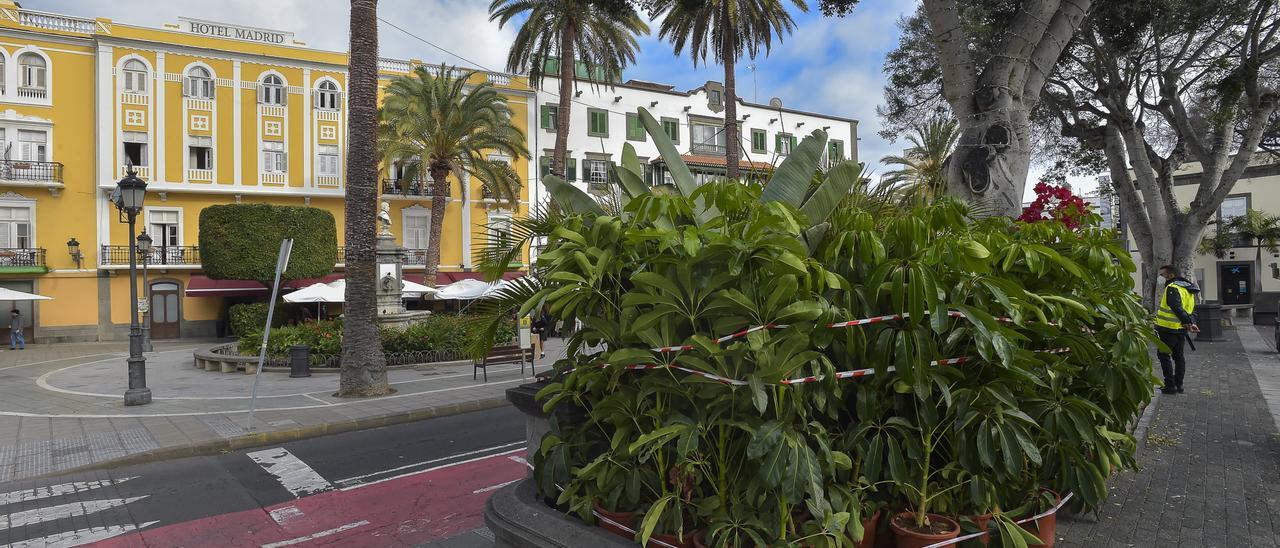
xmin=259 ymin=520 xmax=370 ymax=548
xmin=269 ymin=505 xmax=305 ymax=525
xmin=333 ymin=441 xmax=525 ymax=487
xmin=301 ymin=394 xmax=333 ymax=405
xmin=247 ymin=448 xmax=334 ymax=498
xmin=5 ymin=520 xmax=158 ymax=547
xmin=0 ymin=477 xmax=136 ymax=506
xmin=344 ymin=447 xmax=526 ymax=491
xmin=509 ymin=455 xmax=530 ymax=468
xmin=471 ymin=478 xmax=520 ymax=494
xmin=1 ymin=497 xmax=148 ymax=530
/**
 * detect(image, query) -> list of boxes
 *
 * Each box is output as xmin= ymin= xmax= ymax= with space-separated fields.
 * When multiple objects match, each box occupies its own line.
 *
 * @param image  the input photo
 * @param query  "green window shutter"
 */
xmin=775 ymin=134 xmax=782 ymax=151
xmin=790 ymin=135 xmax=798 ymax=150
xmin=627 ymin=113 xmax=646 ymax=141
xmin=567 ymin=158 xmax=577 ymax=181
xmin=752 ymin=130 xmax=766 ymax=153
xmin=540 ymin=105 xmax=551 ymax=129
xmin=661 ymin=118 xmax=679 ymax=143
xmin=539 ymin=156 xmax=550 ymax=178
xmin=588 ymin=110 xmax=608 ymax=136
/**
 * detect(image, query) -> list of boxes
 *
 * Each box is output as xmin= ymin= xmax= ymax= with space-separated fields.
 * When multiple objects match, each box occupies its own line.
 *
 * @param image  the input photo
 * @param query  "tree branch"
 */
xmin=1023 ymin=0 xmax=1092 ymax=101
xmin=922 ymin=0 xmax=978 ymax=118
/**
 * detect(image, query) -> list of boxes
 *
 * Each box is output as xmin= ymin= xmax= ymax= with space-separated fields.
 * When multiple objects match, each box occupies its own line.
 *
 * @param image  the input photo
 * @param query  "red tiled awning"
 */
xmin=403 ymin=271 xmax=525 ymax=286
xmin=186 ymin=273 xmax=345 ymax=297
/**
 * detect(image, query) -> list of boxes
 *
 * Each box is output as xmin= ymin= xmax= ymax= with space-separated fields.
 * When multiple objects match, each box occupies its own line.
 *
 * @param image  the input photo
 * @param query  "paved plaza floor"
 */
xmin=0 ymin=337 xmax=562 ymax=482
xmin=1058 ymin=325 xmax=1280 ymax=547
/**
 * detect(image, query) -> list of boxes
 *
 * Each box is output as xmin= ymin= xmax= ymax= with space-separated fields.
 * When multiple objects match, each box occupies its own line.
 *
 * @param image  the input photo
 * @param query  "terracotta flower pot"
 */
xmin=852 ymin=510 xmax=882 ymax=548
xmin=1019 ymin=490 xmax=1061 ymax=547
xmin=692 ymin=529 xmax=708 ymax=548
xmin=650 ymin=531 xmax=697 ymax=548
xmin=594 ymin=503 xmax=638 ymax=540
xmin=967 ymin=513 xmax=993 ymax=546
xmin=889 ymin=512 xmax=960 ymax=548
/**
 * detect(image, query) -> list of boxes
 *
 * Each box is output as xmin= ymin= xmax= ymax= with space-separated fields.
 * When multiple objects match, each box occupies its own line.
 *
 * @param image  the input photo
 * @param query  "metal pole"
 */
xmin=142 ymin=247 xmax=152 ymax=352
xmin=123 ymin=213 xmax=151 ymax=406
xmin=247 ymin=238 xmax=293 ymax=430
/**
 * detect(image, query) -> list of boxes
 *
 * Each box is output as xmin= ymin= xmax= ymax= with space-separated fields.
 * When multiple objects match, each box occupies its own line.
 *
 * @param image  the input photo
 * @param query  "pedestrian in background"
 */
xmin=9 ymin=309 xmax=24 ymax=350
xmin=1155 ymin=265 xmax=1199 ymax=394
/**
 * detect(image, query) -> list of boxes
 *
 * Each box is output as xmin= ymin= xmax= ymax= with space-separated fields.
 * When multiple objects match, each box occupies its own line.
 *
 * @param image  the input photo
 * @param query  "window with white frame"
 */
xmin=488 ymin=212 xmax=513 ymax=251
xmin=585 ymin=159 xmax=609 ymax=185
xmin=184 ymin=66 xmax=214 ymax=99
xmin=404 ymin=210 xmax=430 ymax=249
xmin=122 ymin=131 xmax=148 ymax=167
xmin=691 ymin=123 xmax=726 ymax=154
xmin=122 ymin=59 xmax=148 ymax=94
xmin=0 ymin=205 xmax=32 ymax=249
xmin=147 ymin=209 xmax=180 ymax=247
xmin=17 ymin=130 xmax=47 ymax=162
xmin=259 ymin=74 xmax=286 ymax=105
xmin=18 ymin=53 xmax=46 ymax=91
xmin=317 ymin=145 xmax=339 ymax=176
xmin=315 ymin=80 xmax=340 ymax=110
xmin=262 ymin=141 xmax=286 ymax=173
xmin=189 ymin=136 xmax=213 ymax=170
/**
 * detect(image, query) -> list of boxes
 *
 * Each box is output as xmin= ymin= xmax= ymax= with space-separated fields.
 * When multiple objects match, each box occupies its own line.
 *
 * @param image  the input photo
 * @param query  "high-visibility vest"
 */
xmin=1156 ymin=283 xmax=1195 ymax=330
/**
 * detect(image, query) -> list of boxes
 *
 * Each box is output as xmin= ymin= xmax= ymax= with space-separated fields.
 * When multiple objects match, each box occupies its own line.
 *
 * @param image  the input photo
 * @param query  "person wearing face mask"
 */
xmin=1155 ymin=265 xmax=1200 ymax=394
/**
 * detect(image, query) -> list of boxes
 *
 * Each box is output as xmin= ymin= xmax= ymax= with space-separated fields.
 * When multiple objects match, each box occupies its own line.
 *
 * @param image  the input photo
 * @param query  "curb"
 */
xmin=39 ymin=393 xmax=512 ymax=479
xmin=1131 ymin=389 xmax=1160 ymax=450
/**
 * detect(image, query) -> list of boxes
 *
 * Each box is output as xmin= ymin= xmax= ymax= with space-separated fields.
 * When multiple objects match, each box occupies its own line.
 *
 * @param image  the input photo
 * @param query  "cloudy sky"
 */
xmin=34 ymin=0 xmax=1071 ymax=196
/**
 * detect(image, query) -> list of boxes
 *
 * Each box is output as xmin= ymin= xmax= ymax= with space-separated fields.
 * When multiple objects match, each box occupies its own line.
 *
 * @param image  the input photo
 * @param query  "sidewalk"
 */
xmin=1057 ymin=325 xmax=1280 ymax=547
xmin=0 ymin=337 xmax=562 ymax=482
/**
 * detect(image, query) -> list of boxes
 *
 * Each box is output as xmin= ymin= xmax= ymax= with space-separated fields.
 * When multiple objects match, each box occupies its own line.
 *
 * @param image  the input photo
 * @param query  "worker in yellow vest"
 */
xmin=1155 ymin=265 xmax=1200 ymax=394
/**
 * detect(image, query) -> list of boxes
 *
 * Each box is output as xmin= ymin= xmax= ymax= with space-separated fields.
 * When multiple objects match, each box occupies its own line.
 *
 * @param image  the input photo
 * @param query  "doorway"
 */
xmin=1219 ymin=263 xmax=1253 ymax=306
xmin=0 ymin=279 xmax=35 ymax=342
xmin=150 ymin=281 xmax=181 ymax=339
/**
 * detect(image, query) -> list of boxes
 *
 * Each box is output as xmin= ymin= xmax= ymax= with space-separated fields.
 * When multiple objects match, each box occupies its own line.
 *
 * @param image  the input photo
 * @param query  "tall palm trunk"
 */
xmin=339 ymin=0 xmax=390 ymax=397
xmin=423 ymin=166 xmax=450 ymax=287
xmin=552 ymin=26 xmax=576 ymax=178
xmin=721 ymin=1 xmax=740 ymax=179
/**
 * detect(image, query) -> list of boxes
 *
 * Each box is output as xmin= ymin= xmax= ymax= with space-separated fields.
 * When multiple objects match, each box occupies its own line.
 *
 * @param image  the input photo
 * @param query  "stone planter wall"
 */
xmin=192 ymin=343 xmax=471 ymax=374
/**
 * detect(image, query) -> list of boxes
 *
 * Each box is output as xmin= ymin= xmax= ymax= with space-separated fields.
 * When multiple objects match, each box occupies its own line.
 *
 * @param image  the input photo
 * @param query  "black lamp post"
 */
xmin=66 ymin=238 xmax=82 ymax=269
xmin=111 ymin=164 xmax=151 ymax=406
xmin=137 ymin=230 xmax=153 ymax=353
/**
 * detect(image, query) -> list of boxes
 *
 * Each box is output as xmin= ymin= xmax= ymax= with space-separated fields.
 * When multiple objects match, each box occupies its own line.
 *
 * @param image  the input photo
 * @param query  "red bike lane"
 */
xmin=94 ymin=449 xmax=528 ymax=547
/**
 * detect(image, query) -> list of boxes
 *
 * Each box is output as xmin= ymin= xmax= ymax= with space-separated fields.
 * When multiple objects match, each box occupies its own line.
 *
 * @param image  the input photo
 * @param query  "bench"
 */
xmin=474 ymin=344 xmax=535 ymax=381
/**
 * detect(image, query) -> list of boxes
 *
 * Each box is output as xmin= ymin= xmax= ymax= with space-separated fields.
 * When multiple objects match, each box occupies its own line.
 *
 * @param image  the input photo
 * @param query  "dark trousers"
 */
xmin=1156 ymin=327 xmax=1187 ymax=388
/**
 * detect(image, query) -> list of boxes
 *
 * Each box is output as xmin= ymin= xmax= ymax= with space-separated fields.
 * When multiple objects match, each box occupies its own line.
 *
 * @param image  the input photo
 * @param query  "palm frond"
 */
xmin=464 ymin=276 xmax=548 ymax=361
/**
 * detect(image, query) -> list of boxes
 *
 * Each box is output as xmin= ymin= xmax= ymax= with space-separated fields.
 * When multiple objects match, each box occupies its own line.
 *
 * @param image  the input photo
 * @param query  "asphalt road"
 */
xmin=0 ymin=405 xmax=527 ymax=547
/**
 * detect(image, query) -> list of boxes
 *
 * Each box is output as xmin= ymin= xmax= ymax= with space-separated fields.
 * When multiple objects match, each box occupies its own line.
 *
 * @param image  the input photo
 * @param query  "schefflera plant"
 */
xmin=470 ymin=106 xmax=1156 ymax=548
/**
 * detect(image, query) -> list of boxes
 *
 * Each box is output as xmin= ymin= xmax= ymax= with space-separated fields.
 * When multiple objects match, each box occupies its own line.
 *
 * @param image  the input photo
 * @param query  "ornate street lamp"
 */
xmin=66 ymin=238 xmax=82 ymax=269
xmin=111 ymin=163 xmax=151 ymax=406
xmin=136 ymin=230 xmax=153 ymax=353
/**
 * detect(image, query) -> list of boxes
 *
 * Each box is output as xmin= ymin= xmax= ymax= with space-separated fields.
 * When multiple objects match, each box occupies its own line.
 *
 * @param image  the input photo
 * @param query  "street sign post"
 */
xmin=246 ymin=238 xmax=293 ymax=430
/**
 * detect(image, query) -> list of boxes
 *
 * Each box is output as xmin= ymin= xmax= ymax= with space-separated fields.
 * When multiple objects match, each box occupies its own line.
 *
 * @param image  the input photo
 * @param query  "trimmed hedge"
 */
xmin=199 ymin=204 xmax=338 ymax=284
xmin=237 ymin=314 xmax=518 ymax=365
xmin=228 ymin=302 xmax=302 ymax=336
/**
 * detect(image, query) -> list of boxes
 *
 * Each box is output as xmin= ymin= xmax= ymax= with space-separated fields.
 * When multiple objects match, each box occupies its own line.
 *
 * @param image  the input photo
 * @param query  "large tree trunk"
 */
xmin=552 ymin=28 xmax=575 ymax=178
xmin=722 ymin=1 xmax=740 ymax=179
xmin=944 ymin=101 xmax=1033 ymax=216
xmin=339 ymin=0 xmax=390 ymax=397
xmin=422 ymin=166 xmax=451 ymax=288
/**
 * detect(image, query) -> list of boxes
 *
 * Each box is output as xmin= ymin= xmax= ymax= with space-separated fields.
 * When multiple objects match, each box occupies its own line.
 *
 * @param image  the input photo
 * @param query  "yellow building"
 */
xmin=0 ymin=2 xmax=533 ymax=342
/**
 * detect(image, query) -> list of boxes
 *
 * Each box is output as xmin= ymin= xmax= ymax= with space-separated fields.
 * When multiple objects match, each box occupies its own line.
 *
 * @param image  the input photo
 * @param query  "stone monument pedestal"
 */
xmin=374 ymin=231 xmax=430 ymax=329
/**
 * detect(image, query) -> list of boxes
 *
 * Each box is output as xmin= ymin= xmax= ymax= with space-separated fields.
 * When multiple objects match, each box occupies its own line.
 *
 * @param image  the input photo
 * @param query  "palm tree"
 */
xmin=880 ymin=117 xmax=958 ymax=205
xmin=379 ymin=65 xmax=528 ymax=288
xmin=339 ymin=0 xmax=390 ymax=397
xmin=490 ymin=0 xmax=648 ymax=179
xmin=651 ymin=0 xmax=807 ymax=179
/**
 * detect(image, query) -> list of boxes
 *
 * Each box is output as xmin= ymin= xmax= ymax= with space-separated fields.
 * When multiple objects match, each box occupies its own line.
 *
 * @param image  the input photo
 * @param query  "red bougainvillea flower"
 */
xmin=1019 ymin=183 xmax=1092 ymax=231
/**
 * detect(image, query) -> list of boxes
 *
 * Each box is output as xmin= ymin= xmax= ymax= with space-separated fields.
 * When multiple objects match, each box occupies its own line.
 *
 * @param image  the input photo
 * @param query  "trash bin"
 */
xmin=1196 ymin=301 xmax=1225 ymax=342
xmin=289 ymin=345 xmax=311 ymax=378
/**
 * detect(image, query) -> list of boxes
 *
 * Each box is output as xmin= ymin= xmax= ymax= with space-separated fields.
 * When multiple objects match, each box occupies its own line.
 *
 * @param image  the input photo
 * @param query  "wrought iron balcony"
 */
xmin=0 ymin=159 xmax=63 ymax=183
xmin=381 ymin=178 xmax=449 ymax=198
xmin=404 ymin=248 xmax=428 ymax=265
xmin=0 ymin=248 xmax=45 ymax=269
xmin=100 ymin=245 xmax=201 ymax=266
xmin=481 ymin=183 xmax=521 ymax=201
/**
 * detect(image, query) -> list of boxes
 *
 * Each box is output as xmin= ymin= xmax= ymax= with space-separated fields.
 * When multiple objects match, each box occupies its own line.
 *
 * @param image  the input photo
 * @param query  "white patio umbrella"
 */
xmin=433 ymin=279 xmax=498 ymax=300
xmin=283 ymin=280 xmax=345 ymax=303
xmin=401 ymin=279 xmax=438 ymax=299
xmin=0 ymin=287 xmax=52 ymax=301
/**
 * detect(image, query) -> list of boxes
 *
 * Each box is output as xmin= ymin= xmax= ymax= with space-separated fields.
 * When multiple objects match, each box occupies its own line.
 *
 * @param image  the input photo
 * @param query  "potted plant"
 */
xmin=885 ymin=393 xmax=963 ymax=548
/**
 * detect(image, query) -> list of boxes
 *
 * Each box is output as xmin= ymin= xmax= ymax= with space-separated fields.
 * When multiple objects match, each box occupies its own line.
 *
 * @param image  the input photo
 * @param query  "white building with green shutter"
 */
xmin=529 ymin=71 xmax=859 ymax=200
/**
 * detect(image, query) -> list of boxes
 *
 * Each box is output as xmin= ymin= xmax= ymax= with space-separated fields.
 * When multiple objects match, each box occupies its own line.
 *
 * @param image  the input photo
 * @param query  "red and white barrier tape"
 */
xmin=920 ymin=492 xmax=1074 ymax=548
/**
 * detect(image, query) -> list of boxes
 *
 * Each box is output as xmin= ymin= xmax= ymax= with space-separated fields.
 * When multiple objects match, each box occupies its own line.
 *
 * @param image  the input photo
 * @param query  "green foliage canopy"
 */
xmin=199 ymin=204 xmax=338 ymax=285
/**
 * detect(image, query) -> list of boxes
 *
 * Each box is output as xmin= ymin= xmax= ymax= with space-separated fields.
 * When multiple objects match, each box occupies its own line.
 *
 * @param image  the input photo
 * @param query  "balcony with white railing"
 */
xmin=14 ymin=8 xmax=99 ymax=34
xmin=378 ymin=57 xmax=516 ymax=87
xmin=120 ymin=165 xmax=150 ymax=179
xmin=378 ymin=58 xmax=413 ymax=73
xmin=259 ymin=105 xmax=286 ymax=118
xmin=17 ymin=86 xmax=46 ymax=100
xmin=316 ymin=175 xmax=341 ymax=188
xmin=261 ymin=172 xmax=288 ymax=185
xmin=187 ymin=169 xmax=214 ymax=183
xmin=316 ymin=110 xmax=341 ymax=122
xmin=121 ymin=93 xmax=149 ymax=106
xmin=185 ymin=98 xmax=214 ymax=111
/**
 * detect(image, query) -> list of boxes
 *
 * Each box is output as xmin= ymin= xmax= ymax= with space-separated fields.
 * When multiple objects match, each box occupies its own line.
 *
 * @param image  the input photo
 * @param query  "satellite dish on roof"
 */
xmin=769 ymin=97 xmax=783 ymax=108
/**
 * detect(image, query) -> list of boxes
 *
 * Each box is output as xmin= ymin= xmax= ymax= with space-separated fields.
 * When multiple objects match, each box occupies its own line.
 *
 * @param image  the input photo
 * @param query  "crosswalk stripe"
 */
xmin=5 ymin=520 xmax=158 ymax=547
xmin=0 ymin=477 xmax=137 ymax=506
xmin=247 ymin=448 xmax=333 ymax=498
xmin=1 ymin=497 xmax=148 ymax=530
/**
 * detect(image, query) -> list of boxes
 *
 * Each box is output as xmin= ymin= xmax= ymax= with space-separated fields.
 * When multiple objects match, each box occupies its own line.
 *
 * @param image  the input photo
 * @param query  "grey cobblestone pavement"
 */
xmin=1057 ymin=326 xmax=1280 ymax=547
xmin=0 ymin=338 xmax=562 ymax=482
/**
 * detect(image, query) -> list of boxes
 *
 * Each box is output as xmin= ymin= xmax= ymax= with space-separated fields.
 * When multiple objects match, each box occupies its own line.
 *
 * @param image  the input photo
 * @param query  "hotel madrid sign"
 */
xmin=179 ymin=18 xmax=293 ymax=45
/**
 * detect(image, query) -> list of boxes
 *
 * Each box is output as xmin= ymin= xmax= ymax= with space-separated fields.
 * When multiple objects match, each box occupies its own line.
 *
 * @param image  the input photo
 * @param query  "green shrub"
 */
xmin=200 ymin=204 xmax=338 ymax=285
xmin=237 ymin=314 xmax=517 ymax=364
xmin=229 ymin=303 xmax=269 ymax=337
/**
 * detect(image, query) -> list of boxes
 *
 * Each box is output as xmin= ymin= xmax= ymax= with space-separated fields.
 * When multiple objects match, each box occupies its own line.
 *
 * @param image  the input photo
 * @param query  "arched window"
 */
xmin=259 ymin=74 xmax=285 ymax=105
xmin=18 ymin=53 xmax=46 ymax=93
xmin=315 ymin=80 xmax=340 ymax=110
xmin=122 ymin=58 xmax=148 ymax=94
xmin=184 ymin=66 xmax=214 ymax=99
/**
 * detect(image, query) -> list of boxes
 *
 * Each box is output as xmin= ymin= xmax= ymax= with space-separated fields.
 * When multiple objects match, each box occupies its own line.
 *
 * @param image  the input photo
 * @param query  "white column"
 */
xmin=232 ymin=60 xmax=242 ymax=186
xmin=461 ymin=178 xmax=472 ymax=270
xmin=302 ymin=69 xmax=311 ymax=188
xmin=95 ymin=44 xmax=113 ymax=250
xmin=154 ymin=51 xmax=165 ymax=183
